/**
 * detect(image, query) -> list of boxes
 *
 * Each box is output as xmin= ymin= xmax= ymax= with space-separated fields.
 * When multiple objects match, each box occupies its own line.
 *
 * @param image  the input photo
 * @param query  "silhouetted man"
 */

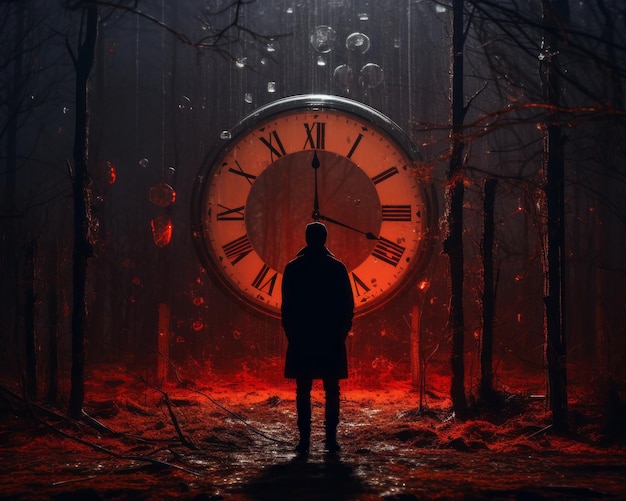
xmin=281 ymin=222 xmax=354 ymax=454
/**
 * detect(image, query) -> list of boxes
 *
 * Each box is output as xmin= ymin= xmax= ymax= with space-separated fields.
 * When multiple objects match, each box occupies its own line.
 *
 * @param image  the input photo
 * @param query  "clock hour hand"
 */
xmin=317 ymin=213 xmax=379 ymax=240
xmin=312 ymin=150 xmax=321 ymax=221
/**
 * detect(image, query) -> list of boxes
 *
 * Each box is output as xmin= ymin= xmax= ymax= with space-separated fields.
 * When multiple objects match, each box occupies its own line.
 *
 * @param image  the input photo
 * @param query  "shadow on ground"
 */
xmin=240 ymin=454 xmax=373 ymax=501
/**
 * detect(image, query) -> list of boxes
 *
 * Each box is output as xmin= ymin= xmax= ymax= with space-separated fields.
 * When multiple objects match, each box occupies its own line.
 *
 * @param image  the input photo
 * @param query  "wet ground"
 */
xmin=1 ymin=367 xmax=625 ymax=500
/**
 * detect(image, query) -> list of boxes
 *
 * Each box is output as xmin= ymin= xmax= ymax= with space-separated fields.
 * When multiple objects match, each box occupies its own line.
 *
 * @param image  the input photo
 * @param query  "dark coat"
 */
xmin=281 ymin=245 xmax=354 ymax=379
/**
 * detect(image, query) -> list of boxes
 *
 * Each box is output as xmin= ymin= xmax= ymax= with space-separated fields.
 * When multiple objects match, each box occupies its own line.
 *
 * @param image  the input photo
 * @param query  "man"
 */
xmin=281 ymin=222 xmax=354 ymax=454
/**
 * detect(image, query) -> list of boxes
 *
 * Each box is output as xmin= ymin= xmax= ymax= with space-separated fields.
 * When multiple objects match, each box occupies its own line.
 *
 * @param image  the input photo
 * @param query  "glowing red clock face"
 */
xmin=193 ymin=97 xmax=434 ymax=318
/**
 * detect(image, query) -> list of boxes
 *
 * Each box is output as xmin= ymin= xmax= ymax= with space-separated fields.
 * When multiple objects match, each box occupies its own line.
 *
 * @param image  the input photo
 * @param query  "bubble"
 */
xmin=267 ymin=81 xmax=276 ymax=93
xmin=235 ymin=57 xmax=247 ymax=69
xmin=151 ymin=214 xmax=173 ymax=247
xmin=244 ymin=92 xmax=253 ymax=104
xmin=178 ymin=95 xmax=191 ymax=110
xmin=317 ymin=56 xmax=327 ymax=67
xmin=139 ymin=157 xmax=149 ymax=168
xmin=192 ymin=321 xmax=204 ymax=331
xmin=220 ymin=130 xmax=232 ymax=140
xmin=286 ymin=7 xmax=294 ymax=14
xmin=360 ymin=63 xmax=384 ymax=88
xmin=333 ymin=64 xmax=354 ymax=92
xmin=358 ymin=12 xmax=369 ymax=21
xmin=266 ymin=41 xmax=278 ymax=53
xmin=310 ymin=25 xmax=336 ymax=53
xmin=149 ymin=182 xmax=176 ymax=208
xmin=346 ymin=32 xmax=370 ymax=54
xmin=436 ymin=5 xmax=447 ymax=13
xmin=62 ymin=106 xmax=70 ymax=114
xmin=394 ymin=37 xmax=401 ymax=49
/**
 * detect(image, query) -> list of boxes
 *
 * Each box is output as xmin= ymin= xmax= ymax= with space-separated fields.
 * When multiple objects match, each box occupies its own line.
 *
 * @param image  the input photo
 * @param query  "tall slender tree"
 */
xmin=539 ymin=0 xmax=569 ymax=433
xmin=67 ymin=4 xmax=98 ymax=420
xmin=443 ymin=0 xmax=470 ymax=419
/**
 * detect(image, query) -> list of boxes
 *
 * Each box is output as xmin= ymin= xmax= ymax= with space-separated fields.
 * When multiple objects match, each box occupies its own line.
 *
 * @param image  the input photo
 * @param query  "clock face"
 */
xmin=192 ymin=95 xmax=435 ymax=319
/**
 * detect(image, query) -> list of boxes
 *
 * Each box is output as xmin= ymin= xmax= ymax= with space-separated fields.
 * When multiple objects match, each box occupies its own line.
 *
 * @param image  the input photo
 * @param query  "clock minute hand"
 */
xmin=317 ymin=213 xmax=379 ymax=240
xmin=312 ymin=150 xmax=321 ymax=221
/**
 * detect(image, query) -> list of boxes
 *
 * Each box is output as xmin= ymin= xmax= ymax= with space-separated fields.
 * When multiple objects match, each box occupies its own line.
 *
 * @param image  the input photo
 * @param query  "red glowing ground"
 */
xmin=1 ymin=365 xmax=625 ymax=500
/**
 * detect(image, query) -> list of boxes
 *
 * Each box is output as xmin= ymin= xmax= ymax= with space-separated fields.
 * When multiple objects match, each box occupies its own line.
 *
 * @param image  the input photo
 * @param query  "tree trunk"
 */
xmin=68 ymin=6 xmax=98 ymax=420
xmin=540 ymin=0 xmax=569 ymax=433
xmin=24 ymin=241 xmax=37 ymax=401
xmin=480 ymin=178 xmax=498 ymax=404
xmin=443 ymin=0 xmax=469 ymax=419
xmin=47 ymin=245 xmax=59 ymax=404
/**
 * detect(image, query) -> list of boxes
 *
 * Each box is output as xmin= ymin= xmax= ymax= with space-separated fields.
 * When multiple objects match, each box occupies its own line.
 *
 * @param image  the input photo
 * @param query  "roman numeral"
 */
xmin=228 ymin=161 xmax=256 ymax=185
xmin=372 ymin=236 xmax=405 ymax=267
xmin=351 ymin=272 xmax=371 ymax=297
xmin=217 ymin=205 xmax=245 ymax=221
xmin=303 ymin=122 xmax=326 ymax=149
xmin=346 ymin=133 xmax=364 ymax=159
xmin=371 ymin=166 xmax=399 ymax=185
xmin=382 ymin=205 xmax=412 ymax=221
xmin=259 ymin=130 xmax=287 ymax=159
xmin=252 ymin=264 xmax=278 ymax=296
xmin=222 ymin=235 xmax=253 ymax=265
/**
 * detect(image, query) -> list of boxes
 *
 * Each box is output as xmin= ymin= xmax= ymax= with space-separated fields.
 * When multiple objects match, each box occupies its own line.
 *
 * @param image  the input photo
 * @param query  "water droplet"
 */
xmin=286 ymin=7 xmax=294 ymax=14
xmin=220 ymin=130 xmax=232 ymax=140
xmin=358 ymin=12 xmax=369 ymax=21
xmin=62 ymin=106 xmax=70 ymax=114
xmin=346 ymin=32 xmax=370 ymax=54
xmin=360 ymin=63 xmax=384 ymax=88
xmin=436 ymin=5 xmax=447 ymax=13
xmin=394 ymin=37 xmax=401 ymax=49
xmin=244 ymin=92 xmax=253 ymax=104
xmin=139 ymin=158 xmax=149 ymax=168
xmin=310 ymin=25 xmax=336 ymax=53
xmin=266 ymin=41 xmax=278 ymax=53
xmin=235 ymin=57 xmax=247 ymax=69
xmin=267 ymin=81 xmax=276 ymax=93
xmin=333 ymin=64 xmax=354 ymax=92
xmin=317 ymin=56 xmax=327 ymax=67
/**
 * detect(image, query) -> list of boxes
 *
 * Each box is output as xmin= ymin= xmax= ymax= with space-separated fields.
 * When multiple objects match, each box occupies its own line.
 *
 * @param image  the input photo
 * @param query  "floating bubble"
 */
xmin=151 ymin=214 xmax=173 ymax=247
xmin=266 ymin=41 xmax=278 ymax=53
xmin=317 ymin=56 xmax=327 ymax=67
xmin=192 ymin=296 xmax=205 ymax=306
xmin=333 ymin=64 xmax=354 ymax=92
xmin=235 ymin=57 xmax=247 ymax=69
xmin=244 ymin=92 xmax=253 ymax=104
xmin=436 ymin=5 xmax=447 ymax=13
xmin=192 ymin=321 xmax=204 ymax=331
xmin=149 ymin=182 xmax=176 ymax=208
xmin=63 ymin=106 xmax=70 ymax=114
xmin=360 ymin=63 xmax=384 ymax=88
xmin=220 ymin=130 xmax=232 ymax=140
xmin=178 ymin=95 xmax=191 ymax=110
xmin=358 ymin=12 xmax=369 ymax=21
xmin=267 ymin=81 xmax=276 ymax=93
xmin=346 ymin=32 xmax=370 ymax=54
xmin=394 ymin=37 xmax=401 ymax=49
xmin=286 ymin=7 xmax=294 ymax=14
xmin=310 ymin=25 xmax=336 ymax=53
xmin=139 ymin=157 xmax=149 ymax=168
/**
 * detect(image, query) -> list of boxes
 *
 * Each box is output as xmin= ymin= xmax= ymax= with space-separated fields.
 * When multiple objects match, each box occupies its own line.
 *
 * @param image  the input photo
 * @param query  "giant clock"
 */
xmin=192 ymin=94 xmax=435 ymax=319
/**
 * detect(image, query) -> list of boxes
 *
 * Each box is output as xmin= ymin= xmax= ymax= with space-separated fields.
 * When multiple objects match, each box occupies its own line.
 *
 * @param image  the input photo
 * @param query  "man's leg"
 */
xmin=323 ymin=378 xmax=340 ymax=452
xmin=295 ymin=378 xmax=312 ymax=453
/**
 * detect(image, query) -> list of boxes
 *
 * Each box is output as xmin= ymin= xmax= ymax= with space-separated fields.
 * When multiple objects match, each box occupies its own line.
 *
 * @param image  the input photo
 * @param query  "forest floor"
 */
xmin=1 ymin=364 xmax=626 ymax=500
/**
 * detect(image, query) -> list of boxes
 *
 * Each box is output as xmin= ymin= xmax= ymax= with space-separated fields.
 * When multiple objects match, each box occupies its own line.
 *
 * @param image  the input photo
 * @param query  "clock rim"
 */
xmin=191 ymin=94 xmax=438 ymax=320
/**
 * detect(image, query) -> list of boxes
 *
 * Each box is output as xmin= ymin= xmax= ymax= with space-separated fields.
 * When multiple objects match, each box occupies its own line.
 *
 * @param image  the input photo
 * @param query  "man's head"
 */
xmin=305 ymin=222 xmax=328 ymax=248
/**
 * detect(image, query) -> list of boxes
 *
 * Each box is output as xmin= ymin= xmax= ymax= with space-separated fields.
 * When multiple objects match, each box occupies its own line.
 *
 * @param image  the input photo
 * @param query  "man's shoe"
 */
xmin=295 ymin=440 xmax=310 ymax=455
xmin=324 ymin=439 xmax=340 ymax=454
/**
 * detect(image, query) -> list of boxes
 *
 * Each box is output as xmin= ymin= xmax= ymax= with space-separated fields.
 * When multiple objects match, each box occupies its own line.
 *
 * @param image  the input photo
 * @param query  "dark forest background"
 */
xmin=1 ymin=1 xmax=624 ymax=425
